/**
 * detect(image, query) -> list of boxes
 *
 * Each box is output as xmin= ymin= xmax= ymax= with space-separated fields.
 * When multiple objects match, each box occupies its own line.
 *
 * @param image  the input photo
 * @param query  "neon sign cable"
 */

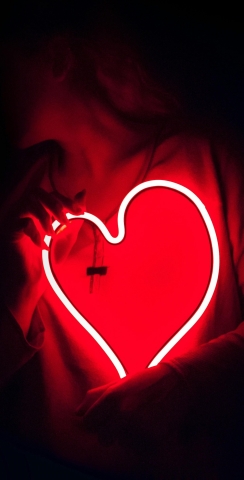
xmin=42 ymin=180 xmax=220 ymax=379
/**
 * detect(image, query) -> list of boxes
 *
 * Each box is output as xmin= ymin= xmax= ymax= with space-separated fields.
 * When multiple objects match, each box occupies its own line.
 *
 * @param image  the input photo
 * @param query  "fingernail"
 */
xmin=48 ymin=223 xmax=54 ymax=235
xmin=56 ymin=224 xmax=67 ymax=235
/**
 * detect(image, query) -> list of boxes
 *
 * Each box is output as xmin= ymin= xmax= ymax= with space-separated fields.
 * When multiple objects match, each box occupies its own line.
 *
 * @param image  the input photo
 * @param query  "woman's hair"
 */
xmin=0 ymin=0 xmax=181 ymax=124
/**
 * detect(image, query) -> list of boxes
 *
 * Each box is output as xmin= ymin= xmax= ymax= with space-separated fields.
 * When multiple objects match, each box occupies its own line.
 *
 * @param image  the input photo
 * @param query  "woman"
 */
xmin=0 ymin=2 xmax=244 ymax=478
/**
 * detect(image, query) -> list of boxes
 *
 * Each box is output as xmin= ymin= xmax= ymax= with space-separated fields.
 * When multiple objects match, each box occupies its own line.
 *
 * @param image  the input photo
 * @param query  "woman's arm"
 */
xmin=0 ymin=163 xmax=85 ymax=387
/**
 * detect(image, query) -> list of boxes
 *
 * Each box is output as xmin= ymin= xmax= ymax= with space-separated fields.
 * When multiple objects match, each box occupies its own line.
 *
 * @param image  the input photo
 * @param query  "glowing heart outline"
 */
xmin=42 ymin=180 xmax=220 ymax=378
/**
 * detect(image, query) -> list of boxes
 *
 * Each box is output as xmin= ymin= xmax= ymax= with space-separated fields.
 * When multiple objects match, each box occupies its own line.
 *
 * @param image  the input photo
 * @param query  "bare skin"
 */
xmin=0 ymin=170 xmax=86 ymax=335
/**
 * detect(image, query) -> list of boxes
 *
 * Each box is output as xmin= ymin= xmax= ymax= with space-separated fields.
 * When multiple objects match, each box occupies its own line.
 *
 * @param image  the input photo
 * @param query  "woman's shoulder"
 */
xmin=152 ymin=120 xmax=244 ymax=174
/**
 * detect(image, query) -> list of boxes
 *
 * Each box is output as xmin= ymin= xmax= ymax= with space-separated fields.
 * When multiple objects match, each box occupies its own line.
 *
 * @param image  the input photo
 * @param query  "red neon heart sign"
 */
xmin=42 ymin=180 xmax=219 ymax=378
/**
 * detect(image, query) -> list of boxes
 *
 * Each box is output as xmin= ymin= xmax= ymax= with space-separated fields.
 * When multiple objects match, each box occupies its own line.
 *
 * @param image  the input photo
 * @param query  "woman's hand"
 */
xmin=0 ymin=184 xmax=85 ymax=334
xmin=77 ymin=364 xmax=224 ymax=478
xmin=76 ymin=364 xmax=189 ymax=457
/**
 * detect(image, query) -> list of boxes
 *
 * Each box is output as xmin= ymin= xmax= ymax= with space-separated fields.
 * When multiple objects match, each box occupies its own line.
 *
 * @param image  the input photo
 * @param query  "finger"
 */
xmin=52 ymin=219 xmax=85 ymax=263
xmin=24 ymin=198 xmax=54 ymax=235
xmin=22 ymin=156 xmax=49 ymax=193
xmin=25 ymin=219 xmax=45 ymax=248
xmin=33 ymin=188 xmax=68 ymax=225
xmin=14 ymin=217 xmax=46 ymax=248
xmin=82 ymin=390 xmax=119 ymax=431
xmin=76 ymin=385 xmax=111 ymax=417
xmin=53 ymin=230 xmax=78 ymax=263
xmin=53 ymin=189 xmax=86 ymax=214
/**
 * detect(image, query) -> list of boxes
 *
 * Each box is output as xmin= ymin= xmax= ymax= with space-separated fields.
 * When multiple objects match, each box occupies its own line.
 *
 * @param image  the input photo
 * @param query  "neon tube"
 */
xmin=42 ymin=180 xmax=220 ymax=378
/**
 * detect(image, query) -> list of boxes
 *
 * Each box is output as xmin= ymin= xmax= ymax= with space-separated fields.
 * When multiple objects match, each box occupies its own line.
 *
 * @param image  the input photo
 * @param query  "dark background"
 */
xmin=0 ymin=1 xmax=244 ymax=478
xmin=0 ymin=1 xmax=244 ymax=197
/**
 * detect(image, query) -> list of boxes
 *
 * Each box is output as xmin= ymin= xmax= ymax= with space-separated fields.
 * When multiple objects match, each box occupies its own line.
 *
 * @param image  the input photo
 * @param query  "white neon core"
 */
xmin=42 ymin=180 xmax=220 ymax=378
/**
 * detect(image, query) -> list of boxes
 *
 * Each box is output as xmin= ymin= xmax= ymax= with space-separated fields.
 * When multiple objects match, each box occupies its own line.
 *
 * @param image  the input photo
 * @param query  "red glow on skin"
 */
xmin=43 ymin=181 xmax=219 ymax=377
